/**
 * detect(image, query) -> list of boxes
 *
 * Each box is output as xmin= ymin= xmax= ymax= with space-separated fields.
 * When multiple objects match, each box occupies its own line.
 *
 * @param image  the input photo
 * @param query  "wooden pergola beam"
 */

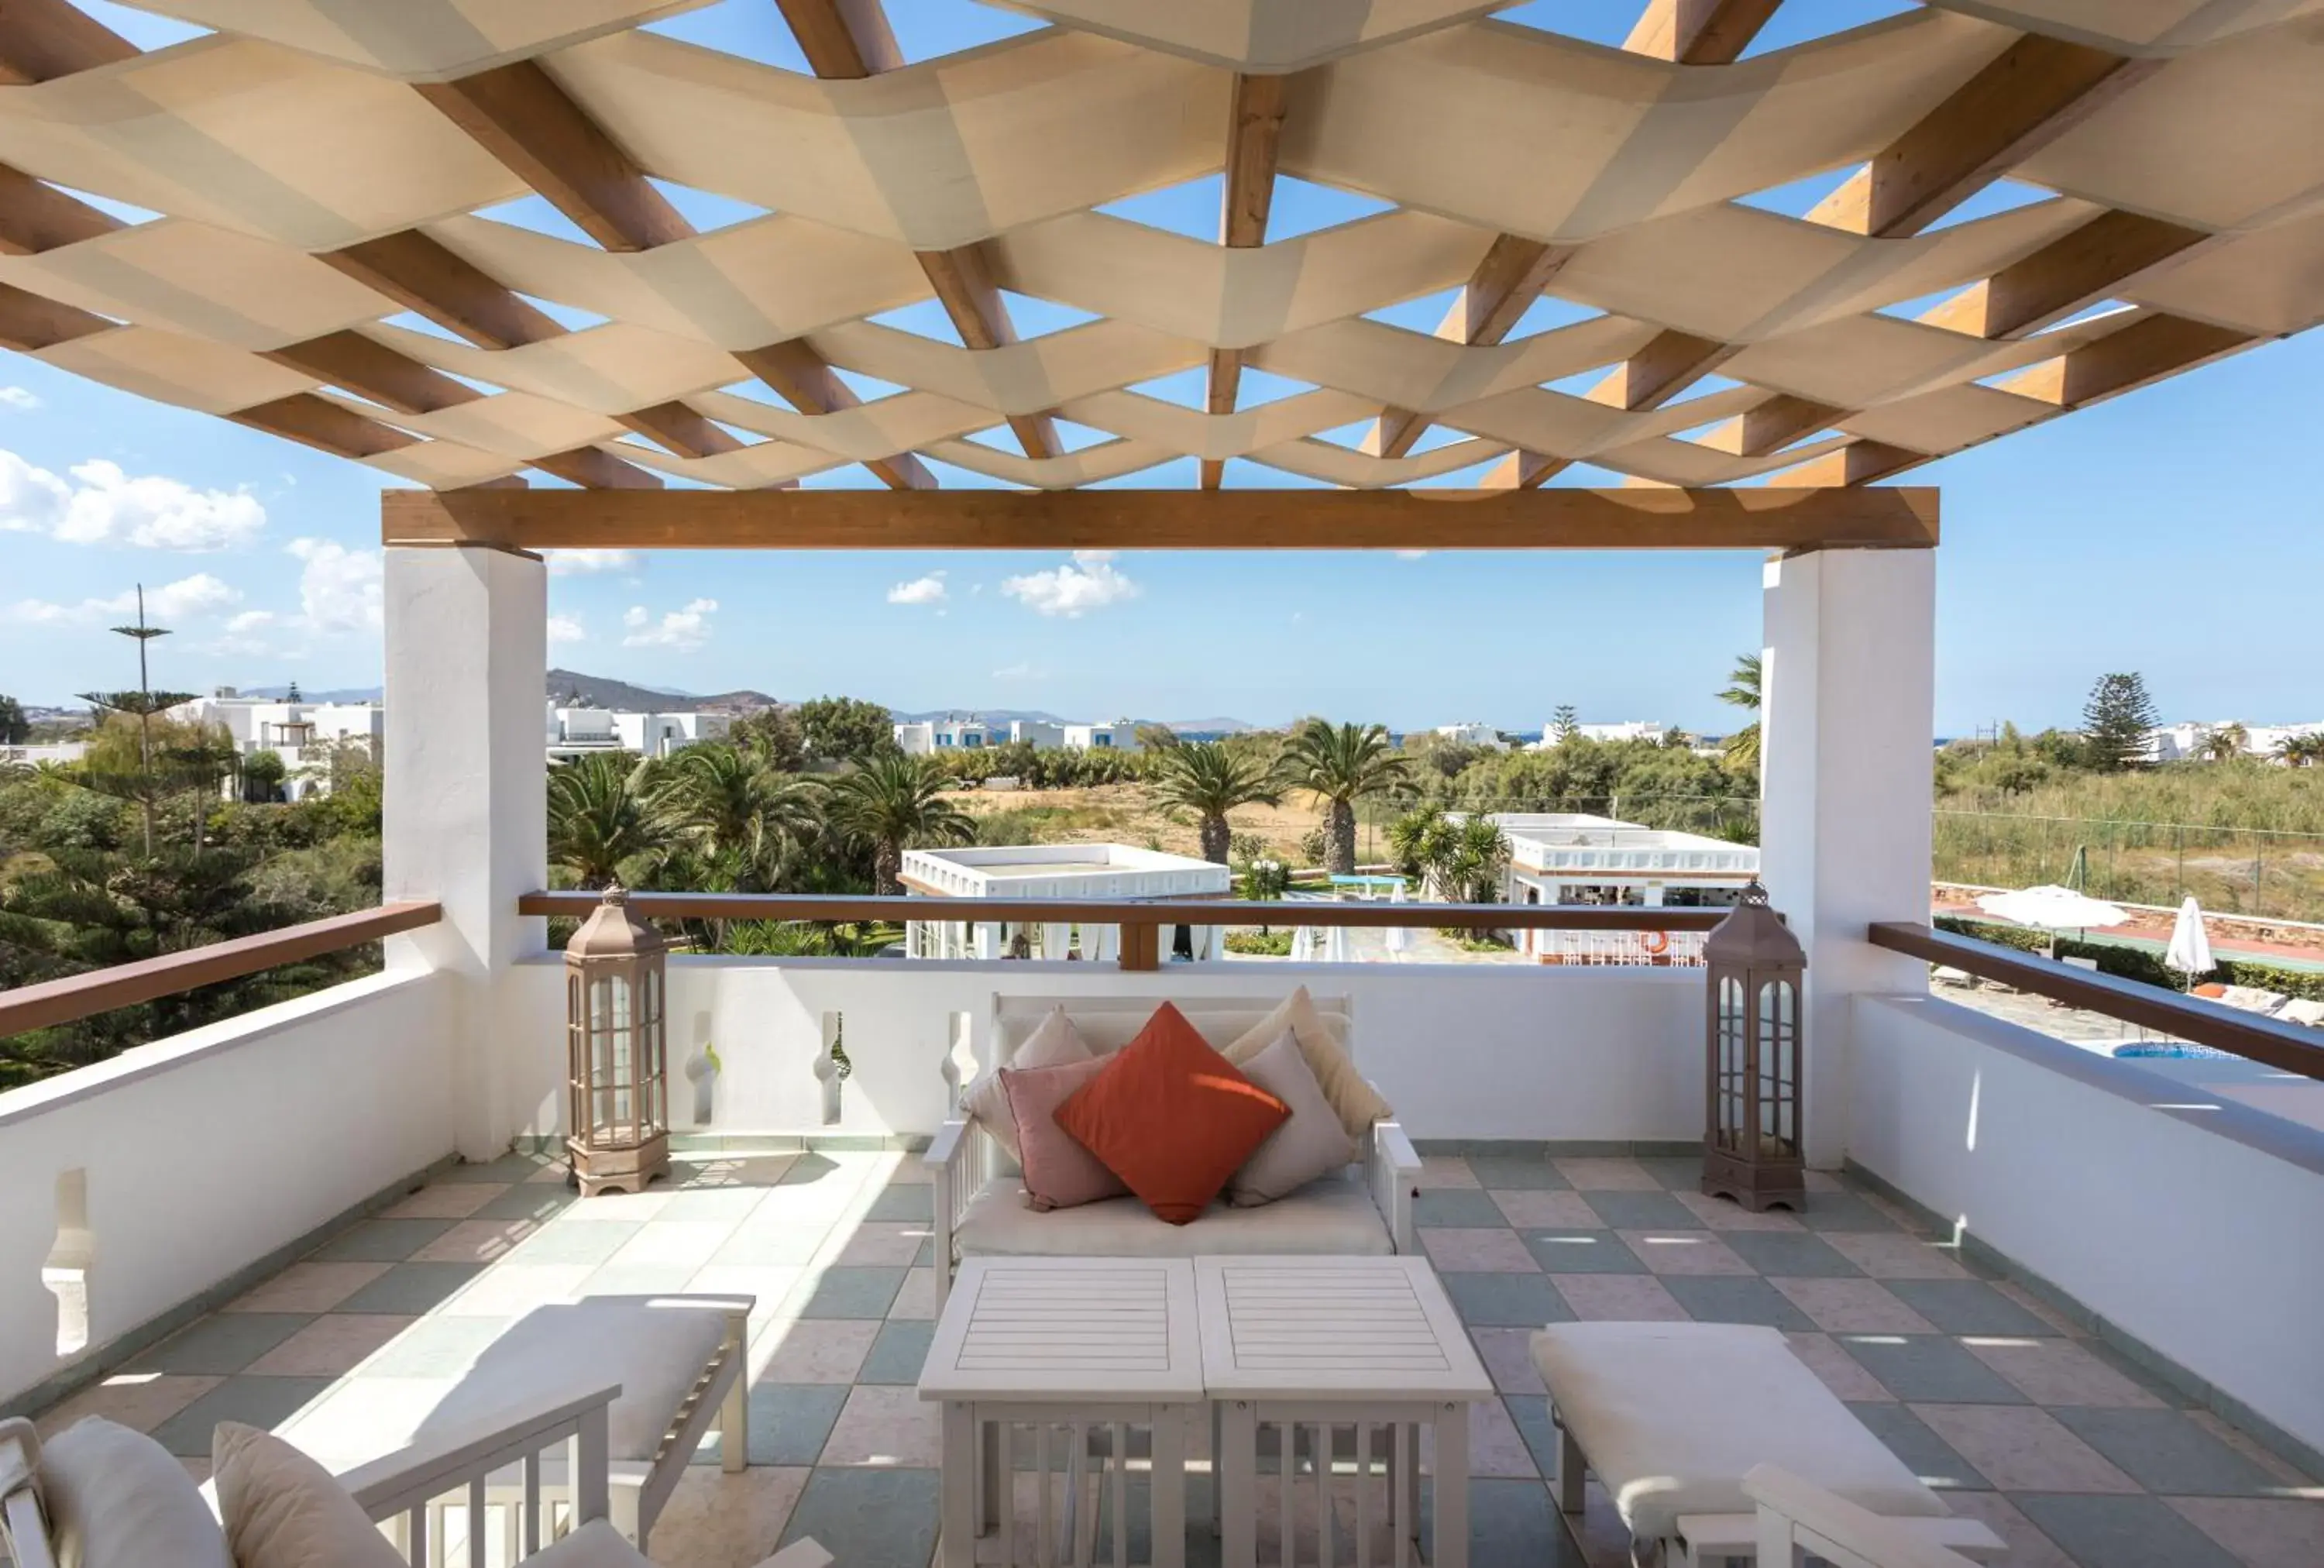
xmin=730 ymin=340 xmax=931 ymax=490
xmin=1807 ymin=36 xmax=2155 ymax=239
xmin=614 ymin=401 xmax=743 ymax=459
xmin=1591 ymin=328 xmax=1738 ymax=411
xmin=0 ymin=281 xmax=112 ymax=350
xmin=261 ymin=330 xmax=485 ymax=415
xmin=1624 ymin=0 xmax=1786 ymax=66
xmin=1921 ymin=210 xmax=2209 ymax=339
xmin=416 ymin=60 xmax=690 ymax=253
xmin=918 ymin=242 xmax=1057 ymax=459
xmin=1374 ymin=235 xmax=1579 ymax=464
xmin=531 ymin=446 xmax=665 ymax=490
xmin=0 ymin=0 xmax=135 ymax=84
xmin=1782 ymin=438 xmax=1927 ymax=487
xmin=382 ymin=485 xmax=1939 ymax=552
xmin=1483 ymin=450 xmax=1568 ymax=489
xmin=775 ymin=0 xmax=902 ymax=77
xmin=1997 ymin=313 xmax=2254 ymax=408
xmin=0 ymin=163 xmax=121 ymax=254
xmin=321 ymin=231 xmax=565 ymax=350
xmin=229 ymin=394 xmax=420 ymax=459
xmin=1203 ymin=71 xmax=1290 ymax=490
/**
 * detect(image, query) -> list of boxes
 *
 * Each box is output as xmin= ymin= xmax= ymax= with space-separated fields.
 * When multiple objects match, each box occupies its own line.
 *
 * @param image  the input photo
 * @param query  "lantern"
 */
xmin=565 ymin=884 xmax=670 ymax=1196
xmin=1701 ymin=881 xmax=1806 ymax=1212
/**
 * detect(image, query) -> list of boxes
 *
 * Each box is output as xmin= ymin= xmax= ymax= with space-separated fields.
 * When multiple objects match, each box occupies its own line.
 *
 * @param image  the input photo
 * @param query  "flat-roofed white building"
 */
xmin=1487 ymin=812 xmax=1758 ymax=965
xmin=167 ymin=689 xmax=383 ymax=798
xmin=1063 ymin=720 xmax=1138 ymax=752
xmin=1533 ymin=720 xmax=1667 ymax=748
xmin=546 ymin=704 xmax=729 ymax=761
xmin=1432 ymin=721 xmax=1507 ymax=749
xmin=898 ymin=842 xmax=1229 ymax=961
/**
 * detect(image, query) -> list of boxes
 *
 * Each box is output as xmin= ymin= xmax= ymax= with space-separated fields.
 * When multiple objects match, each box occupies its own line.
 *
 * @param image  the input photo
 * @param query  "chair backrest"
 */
xmin=0 ymin=1421 xmax=55 ymax=1568
xmin=990 ymin=993 xmax=1354 ymax=1071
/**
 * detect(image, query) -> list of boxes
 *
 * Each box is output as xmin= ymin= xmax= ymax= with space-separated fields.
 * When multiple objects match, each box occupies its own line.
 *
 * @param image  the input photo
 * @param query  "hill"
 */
xmin=545 ymin=669 xmax=779 ymax=713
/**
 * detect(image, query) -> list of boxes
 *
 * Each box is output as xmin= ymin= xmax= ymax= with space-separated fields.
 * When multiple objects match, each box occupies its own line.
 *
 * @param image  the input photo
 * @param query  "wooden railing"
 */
xmin=517 ymin=890 xmax=1724 ymax=971
xmin=1869 ymin=920 xmax=2324 ymax=1081
xmin=0 ymin=902 xmax=444 ymax=1039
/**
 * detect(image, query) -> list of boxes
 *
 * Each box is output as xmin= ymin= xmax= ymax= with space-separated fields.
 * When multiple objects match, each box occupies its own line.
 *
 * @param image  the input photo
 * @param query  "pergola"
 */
xmin=0 ymin=0 xmax=2310 ymax=511
xmin=5 ymin=0 xmax=2318 ymax=1157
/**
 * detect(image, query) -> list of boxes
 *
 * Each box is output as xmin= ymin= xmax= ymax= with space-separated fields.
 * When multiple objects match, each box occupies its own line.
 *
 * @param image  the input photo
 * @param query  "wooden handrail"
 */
xmin=1869 ymin=920 xmax=2324 ymax=1081
xmin=0 ymin=902 xmax=443 ymax=1038
xmin=517 ymin=890 xmax=1729 ymax=932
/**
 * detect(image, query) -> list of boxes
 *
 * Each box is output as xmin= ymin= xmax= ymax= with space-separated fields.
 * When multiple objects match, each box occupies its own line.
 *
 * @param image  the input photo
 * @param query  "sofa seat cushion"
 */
xmin=407 ymin=1295 xmax=738 ymax=1463
xmin=1529 ymin=1322 xmax=1946 ymax=1542
xmin=524 ymin=1519 xmax=657 ymax=1568
xmin=35 ymin=1416 xmax=232 ymax=1568
xmin=956 ymin=1171 xmax=1391 ymax=1259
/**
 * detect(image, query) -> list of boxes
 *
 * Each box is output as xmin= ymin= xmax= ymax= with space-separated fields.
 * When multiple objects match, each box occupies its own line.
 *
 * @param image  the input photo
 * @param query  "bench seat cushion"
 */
xmin=1530 ymin=1322 xmax=1946 ymax=1541
xmin=409 ymin=1296 xmax=739 ymax=1462
xmin=957 ymin=1171 xmax=1391 ymax=1259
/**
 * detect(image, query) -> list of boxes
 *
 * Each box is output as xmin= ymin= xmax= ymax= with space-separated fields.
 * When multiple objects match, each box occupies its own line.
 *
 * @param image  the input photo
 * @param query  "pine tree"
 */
xmin=1551 ymin=705 xmax=1580 ymax=742
xmin=77 ymin=586 xmax=196 ymax=855
xmin=2081 ymin=672 xmax=2160 ymax=772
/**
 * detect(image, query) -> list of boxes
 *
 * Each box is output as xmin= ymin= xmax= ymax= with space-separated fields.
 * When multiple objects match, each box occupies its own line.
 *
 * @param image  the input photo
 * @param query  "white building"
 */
xmin=167 ymin=689 xmax=383 ymax=798
xmin=1487 ymin=812 xmax=1758 ymax=965
xmin=1532 ymin=720 xmax=1667 ymax=748
xmin=898 ymin=842 xmax=1230 ymax=961
xmin=1431 ymin=722 xmax=1508 ymax=750
xmin=2147 ymin=720 xmax=2324 ymax=762
xmin=895 ymin=715 xmax=1131 ymax=754
xmin=546 ymin=704 xmax=729 ymax=761
xmin=1063 ymin=719 xmax=1138 ymax=752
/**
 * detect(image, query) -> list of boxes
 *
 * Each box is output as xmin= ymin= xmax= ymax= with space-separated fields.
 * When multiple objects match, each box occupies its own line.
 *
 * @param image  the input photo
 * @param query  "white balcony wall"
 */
xmin=1850 ymin=992 xmax=2324 ymax=1458
xmin=0 ymin=972 xmax=453 ymax=1408
xmin=499 ymin=959 xmax=1707 ymax=1146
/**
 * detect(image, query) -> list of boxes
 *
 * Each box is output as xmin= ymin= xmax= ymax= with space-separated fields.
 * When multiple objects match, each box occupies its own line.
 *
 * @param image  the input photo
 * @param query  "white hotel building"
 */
xmin=1487 ymin=813 xmax=1759 ymax=965
xmin=892 ymin=715 xmax=1140 ymax=755
xmin=897 ymin=843 xmax=1230 ymax=961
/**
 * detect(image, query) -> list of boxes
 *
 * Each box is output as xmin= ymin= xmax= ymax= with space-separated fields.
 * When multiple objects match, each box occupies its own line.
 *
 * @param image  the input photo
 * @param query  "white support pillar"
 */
xmin=1760 ymin=548 xmax=1934 ymax=1169
xmin=383 ymin=545 xmax=548 ymax=1161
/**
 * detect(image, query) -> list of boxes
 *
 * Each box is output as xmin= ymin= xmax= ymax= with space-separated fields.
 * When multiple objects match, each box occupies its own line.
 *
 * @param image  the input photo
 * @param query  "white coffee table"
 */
xmin=920 ymin=1257 xmax=1204 ymax=1568
xmin=1195 ymin=1255 xmax=1493 ymax=1568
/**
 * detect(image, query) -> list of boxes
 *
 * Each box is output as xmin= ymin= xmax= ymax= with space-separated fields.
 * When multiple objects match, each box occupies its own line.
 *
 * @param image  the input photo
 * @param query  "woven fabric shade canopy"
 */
xmin=0 ymin=0 xmax=2315 ymax=496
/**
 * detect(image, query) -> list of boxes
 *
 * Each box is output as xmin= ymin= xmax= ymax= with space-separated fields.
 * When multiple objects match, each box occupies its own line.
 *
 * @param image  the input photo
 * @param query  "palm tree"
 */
xmin=547 ymin=752 xmax=653 ymax=887
xmin=2201 ymin=723 xmax=2248 ymax=762
xmin=1387 ymin=806 xmax=1509 ymax=903
xmin=828 ymin=752 xmax=975 ymax=895
xmin=2275 ymin=731 xmax=2324 ymax=768
xmin=1718 ymin=652 xmax=1762 ymax=775
xmin=649 ymin=742 xmax=824 ymax=891
xmin=1276 ymin=720 xmax=1411 ymax=875
xmin=1150 ymin=741 xmax=1277 ymax=864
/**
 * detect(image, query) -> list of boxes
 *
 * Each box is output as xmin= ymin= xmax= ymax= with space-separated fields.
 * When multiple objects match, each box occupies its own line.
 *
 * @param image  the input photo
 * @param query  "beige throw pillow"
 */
xmin=963 ymin=1006 xmax=1092 ymax=1161
xmin=1228 ymin=1030 xmax=1361 ymax=1205
xmin=1220 ymin=987 xmax=1391 ymax=1140
xmin=36 ymin=1417 xmax=232 ymax=1568
xmin=213 ymin=1422 xmax=407 ymax=1568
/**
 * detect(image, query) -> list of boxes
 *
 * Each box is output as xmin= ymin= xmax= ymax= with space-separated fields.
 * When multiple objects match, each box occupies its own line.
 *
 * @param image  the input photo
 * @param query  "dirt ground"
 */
xmin=950 ymin=782 xmax=1333 ymax=864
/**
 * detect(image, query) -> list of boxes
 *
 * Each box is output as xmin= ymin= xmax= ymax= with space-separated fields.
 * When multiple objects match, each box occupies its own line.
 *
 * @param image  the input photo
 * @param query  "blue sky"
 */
xmin=2 ymin=0 xmax=2317 ymax=734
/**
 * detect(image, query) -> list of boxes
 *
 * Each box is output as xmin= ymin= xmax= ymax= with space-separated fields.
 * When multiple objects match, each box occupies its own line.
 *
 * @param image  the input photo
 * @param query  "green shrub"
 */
xmin=1225 ymin=930 xmax=1292 ymax=956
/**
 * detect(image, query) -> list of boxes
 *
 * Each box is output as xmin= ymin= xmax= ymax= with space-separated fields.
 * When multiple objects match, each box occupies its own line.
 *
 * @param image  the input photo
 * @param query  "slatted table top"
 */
xmin=1195 ymin=1255 xmax=1494 ymax=1404
xmin=917 ymin=1257 xmax=1204 ymax=1404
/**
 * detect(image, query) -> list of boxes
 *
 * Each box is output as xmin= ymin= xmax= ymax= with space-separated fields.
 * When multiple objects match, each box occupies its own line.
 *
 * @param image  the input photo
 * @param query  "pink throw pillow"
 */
xmin=999 ymin=1056 xmax=1129 ymax=1211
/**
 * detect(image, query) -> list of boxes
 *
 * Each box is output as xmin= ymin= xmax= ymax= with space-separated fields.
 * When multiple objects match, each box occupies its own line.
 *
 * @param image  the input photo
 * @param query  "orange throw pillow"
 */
xmin=1056 ymin=1002 xmax=1289 ymax=1225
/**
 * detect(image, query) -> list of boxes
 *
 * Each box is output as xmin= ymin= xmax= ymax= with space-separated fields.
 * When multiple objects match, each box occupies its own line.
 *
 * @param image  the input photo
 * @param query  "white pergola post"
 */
xmin=382 ymin=545 xmax=548 ymax=1160
xmin=1759 ymin=548 xmax=1935 ymax=1168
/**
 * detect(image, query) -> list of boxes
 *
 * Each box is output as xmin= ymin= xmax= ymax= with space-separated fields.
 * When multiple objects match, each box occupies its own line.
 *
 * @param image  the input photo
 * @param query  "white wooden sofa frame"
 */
xmin=0 ymin=1383 xmax=831 ymax=1568
xmin=926 ymin=992 xmax=1420 ymax=1308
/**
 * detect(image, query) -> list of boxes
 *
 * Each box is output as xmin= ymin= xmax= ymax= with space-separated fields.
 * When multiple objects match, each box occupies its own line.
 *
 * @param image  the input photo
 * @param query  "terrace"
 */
xmin=5 ymin=2 xmax=2324 ymax=1565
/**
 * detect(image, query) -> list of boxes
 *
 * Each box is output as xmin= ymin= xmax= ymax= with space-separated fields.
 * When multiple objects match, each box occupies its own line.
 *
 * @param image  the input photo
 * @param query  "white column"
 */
xmin=383 ymin=545 xmax=548 ymax=1160
xmin=1760 ymin=548 xmax=1934 ymax=1168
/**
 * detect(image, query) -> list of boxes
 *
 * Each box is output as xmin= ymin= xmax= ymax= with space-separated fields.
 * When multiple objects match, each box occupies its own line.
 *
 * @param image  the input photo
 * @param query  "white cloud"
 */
xmin=287 ymin=538 xmax=383 ymax=633
xmin=622 ymin=597 xmax=717 ymax=652
xmin=991 ymin=662 xmax=1044 ymax=680
xmin=886 ymin=571 xmax=948 ymax=606
xmin=205 ymin=608 xmax=281 ymax=656
xmin=1000 ymin=549 xmax=1139 ymax=617
xmin=0 ymin=387 xmax=42 ymax=411
xmin=53 ymin=459 xmax=265 ymax=550
xmin=1394 ymin=549 xmax=1428 ymax=560
xmin=548 ymin=614 xmax=586 ymax=645
xmin=0 ymin=449 xmax=70 ymax=534
xmin=546 ymin=548 xmax=641 ymax=576
xmin=7 ymin=571 xmax=242 ymax=627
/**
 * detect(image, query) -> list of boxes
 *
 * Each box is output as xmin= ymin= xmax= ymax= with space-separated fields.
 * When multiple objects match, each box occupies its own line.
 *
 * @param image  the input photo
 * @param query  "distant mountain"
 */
xmin=1165 ymin=717 xmax=1262 ymax=736
xmin=545 ymin=669 xmax=779 ymax=713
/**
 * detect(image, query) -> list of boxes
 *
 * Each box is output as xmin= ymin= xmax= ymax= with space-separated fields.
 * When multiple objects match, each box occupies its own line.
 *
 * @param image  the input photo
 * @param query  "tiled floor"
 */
xmin=32 ymin=1150 xmax=2324 ymax=1567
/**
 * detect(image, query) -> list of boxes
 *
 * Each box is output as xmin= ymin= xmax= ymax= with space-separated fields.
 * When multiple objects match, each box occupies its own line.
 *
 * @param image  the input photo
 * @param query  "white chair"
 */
xmin=0 ymin=1384 xmax=830 ymax=1568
